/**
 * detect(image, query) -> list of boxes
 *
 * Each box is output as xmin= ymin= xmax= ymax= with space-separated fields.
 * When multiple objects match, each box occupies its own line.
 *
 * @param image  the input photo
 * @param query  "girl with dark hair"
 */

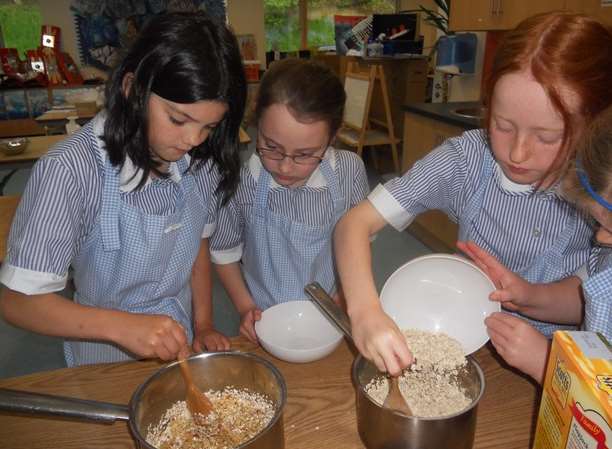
xmin=333 ymin=12 xmax=612 ymax=377
xmin=0 ymin=11 xmax=246 ymax=366
xmin=458 ymin=106 xmax=612 ymax=383
xmin=204 ymin=59 xmax=369 ymax=349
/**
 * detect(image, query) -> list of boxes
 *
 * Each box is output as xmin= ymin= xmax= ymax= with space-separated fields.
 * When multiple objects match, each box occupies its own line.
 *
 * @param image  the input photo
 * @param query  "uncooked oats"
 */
xmin=146 ymin=386 xmax=275 ymax=449
xmin=365 ymin=329 xmax=471 ymax=418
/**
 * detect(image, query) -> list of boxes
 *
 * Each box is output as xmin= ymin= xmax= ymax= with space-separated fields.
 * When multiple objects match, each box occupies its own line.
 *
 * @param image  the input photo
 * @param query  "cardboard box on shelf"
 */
xmin=533 ymin=331 xmax=611 ymax=449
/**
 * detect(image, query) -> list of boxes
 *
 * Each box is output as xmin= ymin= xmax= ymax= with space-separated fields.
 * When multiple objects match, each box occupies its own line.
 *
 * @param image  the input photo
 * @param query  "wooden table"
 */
xmin=0 ymin=135 xmax=65 ymax=165
xmin=0 ymin=338 xmax=539 ymax=449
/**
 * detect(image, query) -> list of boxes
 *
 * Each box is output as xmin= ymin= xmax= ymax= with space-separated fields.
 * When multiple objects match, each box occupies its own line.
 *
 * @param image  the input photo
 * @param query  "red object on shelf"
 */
xmin=0 ymin=48 xmax=24 ymax=78
xmin=40 ymin=47 xmax=64 ymax=86
xmin=243 ymin=60 xmax=260 ymax=82
xmin=57 ymin=52 xmax=83 ymax=85
xmin=25 ymin=49 xmax=48 ymax=86
xmin=41 ymin=25 xmax=61 ymax=50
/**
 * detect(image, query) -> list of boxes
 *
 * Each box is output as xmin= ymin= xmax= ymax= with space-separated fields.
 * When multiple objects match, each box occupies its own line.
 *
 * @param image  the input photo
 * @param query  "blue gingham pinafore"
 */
xmin=458 ymin=150 xmax=580 ymax=336
xmin=66 ymin=156 xmax=206 ymax=366
xmin=242 ymin=160 xmax=343 ymax=310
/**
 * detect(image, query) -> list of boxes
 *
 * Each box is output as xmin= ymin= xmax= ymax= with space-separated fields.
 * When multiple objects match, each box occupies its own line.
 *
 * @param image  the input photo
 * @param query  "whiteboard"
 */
xmin=343 ymin=75 xmax=371 ymax=129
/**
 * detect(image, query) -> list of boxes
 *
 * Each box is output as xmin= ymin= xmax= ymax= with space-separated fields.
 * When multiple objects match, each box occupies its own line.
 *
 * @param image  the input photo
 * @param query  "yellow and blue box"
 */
xmin=533 ymin=331 xmax=611 ymax=449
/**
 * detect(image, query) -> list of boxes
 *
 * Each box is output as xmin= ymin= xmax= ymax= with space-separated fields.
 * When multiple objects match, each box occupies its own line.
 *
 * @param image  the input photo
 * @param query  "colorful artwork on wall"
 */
xmin=70 ymin=0 xmax=227 ymax=71
xmin=26 ymin=88 xmax=50 ymax=118
xmin=4 ymin=90 xmax=28 ymax=119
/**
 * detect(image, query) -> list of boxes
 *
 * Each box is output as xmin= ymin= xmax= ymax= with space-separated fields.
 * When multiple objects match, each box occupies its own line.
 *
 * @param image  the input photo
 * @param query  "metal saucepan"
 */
xmin=305 ymin=282 xmax=486 ymax=449
xmin=0 ymin=352 xmax=287 ymax=449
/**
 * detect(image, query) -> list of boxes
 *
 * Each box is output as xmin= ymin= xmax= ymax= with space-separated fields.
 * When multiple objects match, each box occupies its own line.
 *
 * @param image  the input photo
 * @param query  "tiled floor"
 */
xmin=0 ymin=132 xmax=431 ymax=379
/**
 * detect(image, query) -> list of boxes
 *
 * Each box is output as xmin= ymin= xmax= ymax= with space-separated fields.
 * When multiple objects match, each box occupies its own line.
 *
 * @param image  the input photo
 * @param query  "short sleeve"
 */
xmin=349 ymin=153 xmax=369 ymax=206
xmin=191 ymin=159 xmax=222 ymax=238
xmin=368 ymin=137 xmax=469 ymax=231
xmin=582 ymin=268 xmax=612 ymax=341
xmin=0 ymin=157 xmax=86 ymax=294
xmin=209 ymin=191 xmax=245 ymax=264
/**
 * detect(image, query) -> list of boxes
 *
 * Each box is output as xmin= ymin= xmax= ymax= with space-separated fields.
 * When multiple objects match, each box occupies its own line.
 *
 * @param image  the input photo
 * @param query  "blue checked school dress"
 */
xmin=582 ymin=246 xmax=612 ymax=341
xmin=369 ymin=129 xmax=593 ymax=337
xmin=457 ymin=143 xmax=586 ymax=336
xmin=65 ymin=155 xmax=208 ymax=365
xmin=241 ymin=159 xmax=345 ymax=310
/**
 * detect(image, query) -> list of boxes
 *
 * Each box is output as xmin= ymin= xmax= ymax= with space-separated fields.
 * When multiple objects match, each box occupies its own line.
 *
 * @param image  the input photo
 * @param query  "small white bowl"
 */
xmin=255 ymin=300 xmax=343 ymax=363
xmin=380 ymin=253 xmax=499 ymax=355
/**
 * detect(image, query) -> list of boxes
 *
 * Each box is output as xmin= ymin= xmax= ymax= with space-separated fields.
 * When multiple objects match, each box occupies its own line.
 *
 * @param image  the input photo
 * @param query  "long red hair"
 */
xmin=483 ymin=12 xmax=612 ymax=183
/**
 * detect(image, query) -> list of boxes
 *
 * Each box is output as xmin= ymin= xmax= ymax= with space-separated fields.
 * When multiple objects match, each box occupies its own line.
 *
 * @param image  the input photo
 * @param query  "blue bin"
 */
xmin=436 ymin=33 xmax=477 ymax=74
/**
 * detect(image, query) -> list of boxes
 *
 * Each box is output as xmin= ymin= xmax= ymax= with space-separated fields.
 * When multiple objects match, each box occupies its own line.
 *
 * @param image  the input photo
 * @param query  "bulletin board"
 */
xmin=343 ymin=74 xmax=371 ymax=130
xmin=70 ymin=0 xmax=227 ymax=71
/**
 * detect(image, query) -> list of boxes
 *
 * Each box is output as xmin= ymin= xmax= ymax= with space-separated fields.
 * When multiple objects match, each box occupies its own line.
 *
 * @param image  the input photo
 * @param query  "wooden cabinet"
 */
xmin=565 ymin=0 xmax=612 ymax=25
xmin=402 ymin=111 xmax=465 ymax=251
xmin=449 ymin=0 xmax=566 ymax=31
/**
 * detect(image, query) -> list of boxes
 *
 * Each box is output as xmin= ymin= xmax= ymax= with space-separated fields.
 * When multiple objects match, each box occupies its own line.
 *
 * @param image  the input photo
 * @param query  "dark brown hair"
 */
xmin=483 ymin=12 xmax=612 ymax=185
xmin=253 ymin=58 xmax=346 ymax=138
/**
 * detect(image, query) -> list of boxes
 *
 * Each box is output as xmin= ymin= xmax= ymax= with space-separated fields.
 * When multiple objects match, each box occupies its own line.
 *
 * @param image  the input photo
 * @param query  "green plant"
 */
xmin=418 ymin=0 xmax=451 ymax=35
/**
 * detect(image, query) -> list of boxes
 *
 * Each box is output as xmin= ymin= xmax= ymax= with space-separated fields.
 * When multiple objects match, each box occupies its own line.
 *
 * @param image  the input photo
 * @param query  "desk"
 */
xmin=0 ymin=195 xmax=19 ymax=261
xmin=0 ymin=338 xmax=539 ymax=449
xmin=0 ymin=135 xmax=65 ymax=165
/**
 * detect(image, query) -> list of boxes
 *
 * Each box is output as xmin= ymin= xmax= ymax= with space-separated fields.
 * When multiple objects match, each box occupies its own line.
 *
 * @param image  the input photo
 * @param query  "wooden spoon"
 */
xmin=178 ymin=356 xmax=214 ymax=422
xmin=383 ymin=375 xmax=413 ymax=416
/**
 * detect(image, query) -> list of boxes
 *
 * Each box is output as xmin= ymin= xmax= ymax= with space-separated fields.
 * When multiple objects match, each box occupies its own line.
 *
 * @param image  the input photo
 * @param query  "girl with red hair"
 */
xmin=333 ymin=12 xmax=612 ymax=377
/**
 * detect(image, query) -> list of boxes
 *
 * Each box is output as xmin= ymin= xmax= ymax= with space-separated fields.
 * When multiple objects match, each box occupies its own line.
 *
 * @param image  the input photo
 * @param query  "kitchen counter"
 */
xmin=0 ymin=336 xmax=540 ymax=449
xmin=403 ymin=101 xmax=482 ymax=129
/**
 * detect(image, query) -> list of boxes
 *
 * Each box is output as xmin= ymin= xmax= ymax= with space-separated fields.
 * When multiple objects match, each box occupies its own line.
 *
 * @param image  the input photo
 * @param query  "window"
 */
xmin=265 ymin=0 xmax=396 ymax=51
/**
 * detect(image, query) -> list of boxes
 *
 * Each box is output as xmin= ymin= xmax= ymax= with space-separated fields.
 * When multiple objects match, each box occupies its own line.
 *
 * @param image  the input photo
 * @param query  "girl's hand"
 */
xmin=457 ymin=241 xmax=536 ymax=312
xmin=193 ymin=326 xmax=231 ymax=352
xmin=350 ymin=306 xmax=413 ymax=376
xmin=115 ymin=313 xmax=188 ymax=361
xmin=485 ymin=312 xmax=549 ymax=383
xmin=240 ymin=308 xmax=262 ymax=344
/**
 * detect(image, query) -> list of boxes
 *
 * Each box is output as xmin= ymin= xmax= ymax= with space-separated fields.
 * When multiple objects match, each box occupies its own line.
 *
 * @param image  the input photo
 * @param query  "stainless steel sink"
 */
xmin=450 ymin=106 xmax=486 ymax=120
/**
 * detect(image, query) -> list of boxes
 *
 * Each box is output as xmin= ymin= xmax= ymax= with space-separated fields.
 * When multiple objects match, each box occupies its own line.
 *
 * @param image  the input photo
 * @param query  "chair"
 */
xmin=336 ymin=62 xmax=401 ymax=173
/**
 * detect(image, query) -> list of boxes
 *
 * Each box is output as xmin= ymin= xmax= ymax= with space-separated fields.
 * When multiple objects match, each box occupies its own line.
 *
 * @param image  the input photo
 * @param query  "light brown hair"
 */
xmin=563 ymin=105 xmax=612 ymax=210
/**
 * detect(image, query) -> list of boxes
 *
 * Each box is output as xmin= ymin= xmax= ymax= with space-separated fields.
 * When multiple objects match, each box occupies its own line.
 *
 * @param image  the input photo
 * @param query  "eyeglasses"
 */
xmin=255 ymin=145 xmax=327 ymax=166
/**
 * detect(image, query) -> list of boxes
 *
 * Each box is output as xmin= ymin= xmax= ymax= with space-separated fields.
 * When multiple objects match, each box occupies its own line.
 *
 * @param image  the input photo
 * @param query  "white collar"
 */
xmin=93 ymin=112 xmax=183 ymax=192
xmin=248 ymin=147 xmax=337 ymax=188
xmin=495 ymin=164 xmax=533 ymax=193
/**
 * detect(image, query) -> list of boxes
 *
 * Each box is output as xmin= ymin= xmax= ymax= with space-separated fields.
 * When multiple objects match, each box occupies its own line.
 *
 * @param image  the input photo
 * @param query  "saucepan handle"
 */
xmin=304 ymin=282 xmax=353 ymax=342
xmin=0 ymin=387 xmax=130 ymax=423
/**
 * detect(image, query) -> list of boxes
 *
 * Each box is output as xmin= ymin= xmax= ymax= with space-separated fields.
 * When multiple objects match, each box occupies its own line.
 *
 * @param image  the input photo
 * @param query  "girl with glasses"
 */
xmin=459 ymin=105 xmax=612 ymax=383
xmin=0 ymin=12 xmax=246 ymax=365
xmin=205 ymin=59 xmax=369 ymax=349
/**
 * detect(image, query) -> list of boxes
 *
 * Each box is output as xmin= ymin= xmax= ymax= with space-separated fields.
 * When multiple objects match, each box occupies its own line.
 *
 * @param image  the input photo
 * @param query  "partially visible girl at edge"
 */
xmin=207 ymin=59 xmax=369 ymax=348
xmin=333 ymin=12 xmax=612 ymax=376
xmin=0 ymin=12 xmax=246 ymax=365
xmin=459 ymin=105 xmax=612 ymax=382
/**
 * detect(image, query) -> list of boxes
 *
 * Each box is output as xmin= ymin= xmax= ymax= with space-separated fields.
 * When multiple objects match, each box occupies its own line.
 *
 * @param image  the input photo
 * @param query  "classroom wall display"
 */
xmin=334 ymin=15 xmax=370 ymax=55
xmin=70 ymin=0 xmax=227 ymax=71
xmin=4 ymin=90 xmax=28 ymax=119
xmin=0 ymin=86 xmax=99 ymax=120
xmin=26 ymin=88 xmax=50 ymax=118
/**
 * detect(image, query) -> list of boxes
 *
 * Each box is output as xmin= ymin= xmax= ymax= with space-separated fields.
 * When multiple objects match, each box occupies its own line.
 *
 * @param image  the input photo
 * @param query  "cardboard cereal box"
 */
xmin=533 ymin=331 xmax=611 ymax=449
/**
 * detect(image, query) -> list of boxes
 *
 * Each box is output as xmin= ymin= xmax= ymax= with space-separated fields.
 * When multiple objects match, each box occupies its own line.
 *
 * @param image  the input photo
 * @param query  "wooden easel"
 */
xmin=337 ymin=62 xmax=400 ymax=173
